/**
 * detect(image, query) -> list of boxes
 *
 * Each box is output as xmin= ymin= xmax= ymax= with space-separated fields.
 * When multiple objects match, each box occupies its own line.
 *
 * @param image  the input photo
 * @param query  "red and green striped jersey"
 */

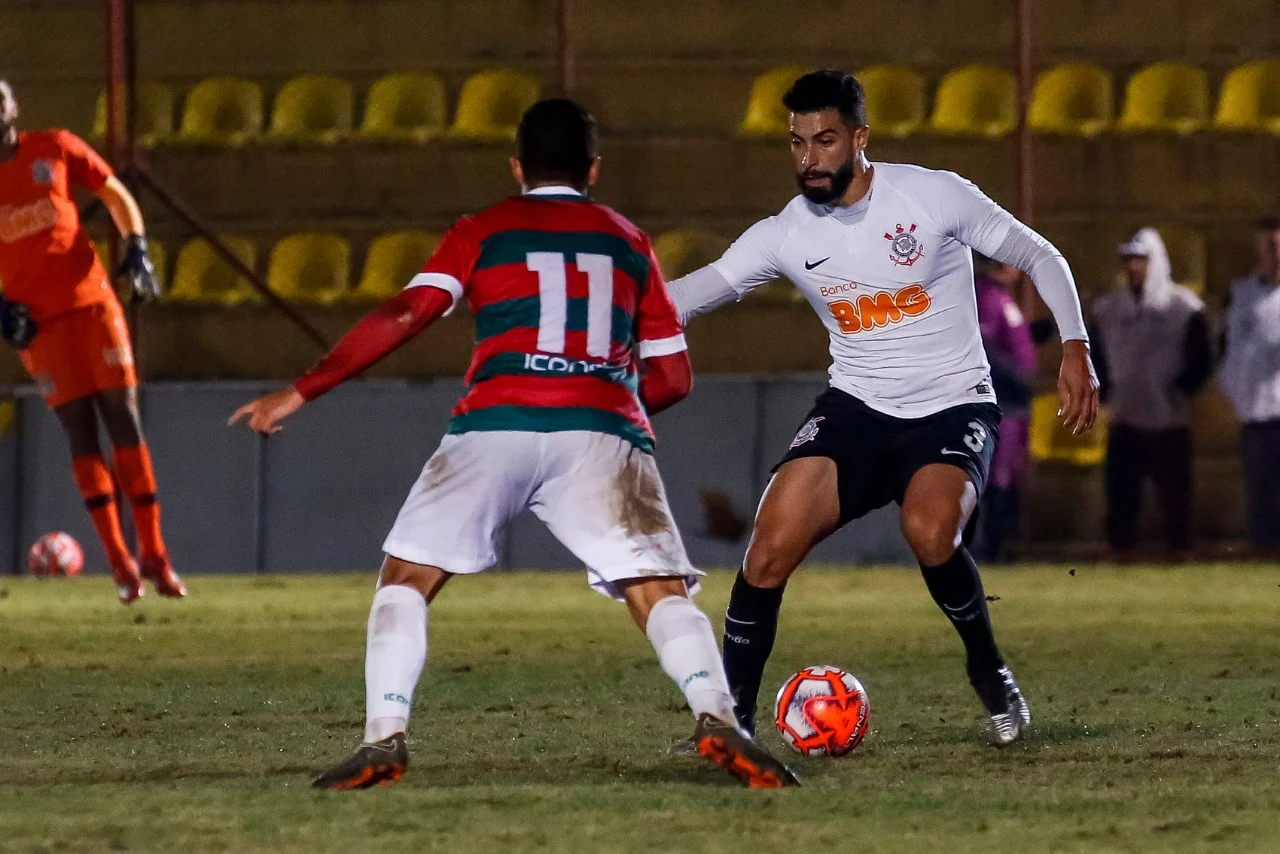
xmin=408 ymin=187 xmax=686 ymax=453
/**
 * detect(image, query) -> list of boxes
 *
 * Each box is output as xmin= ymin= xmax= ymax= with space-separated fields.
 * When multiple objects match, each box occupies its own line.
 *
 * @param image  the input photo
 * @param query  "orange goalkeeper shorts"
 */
xmin=19 ymin=300 xmax=137 ymax=408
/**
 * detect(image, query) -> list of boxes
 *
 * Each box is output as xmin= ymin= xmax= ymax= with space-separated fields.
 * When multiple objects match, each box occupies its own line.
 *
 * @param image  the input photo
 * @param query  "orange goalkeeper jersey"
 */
xmin=0 ymin=130 xmax=117 ymax=321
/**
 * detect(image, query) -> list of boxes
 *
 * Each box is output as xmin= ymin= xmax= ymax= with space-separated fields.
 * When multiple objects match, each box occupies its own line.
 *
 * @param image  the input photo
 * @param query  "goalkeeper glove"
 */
xmin=115 ymin=234 xmax=161 ymax=302
xmin=0 ymin=298 xmax=37 ymax=348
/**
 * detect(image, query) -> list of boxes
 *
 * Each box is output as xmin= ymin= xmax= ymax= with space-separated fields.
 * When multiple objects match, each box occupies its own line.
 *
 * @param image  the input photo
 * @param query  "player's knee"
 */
xmin=377 ymin=557 xmax=449 ymax=603
xmin=900 ymin=509 xmax=961 ymax=567
xmin=743 ymin=533 xmax=801 ymax=588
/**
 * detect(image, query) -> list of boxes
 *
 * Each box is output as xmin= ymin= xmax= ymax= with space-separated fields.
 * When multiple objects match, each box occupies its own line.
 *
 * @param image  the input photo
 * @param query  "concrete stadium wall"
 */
xmin=0 ymin=377 xmax=913 ymax=576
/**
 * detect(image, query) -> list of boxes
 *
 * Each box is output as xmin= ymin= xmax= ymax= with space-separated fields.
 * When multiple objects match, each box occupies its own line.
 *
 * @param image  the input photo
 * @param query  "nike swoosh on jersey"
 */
xmin=940 ymin=448 xmax=969 ymax=457
xmin=804 ymin=257 xmax=831 ymax=270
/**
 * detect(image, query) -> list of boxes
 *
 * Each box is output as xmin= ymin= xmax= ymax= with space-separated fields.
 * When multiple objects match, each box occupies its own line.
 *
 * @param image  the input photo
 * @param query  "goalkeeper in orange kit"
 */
xmin=0 ymin=79 xmax=185 ymax=603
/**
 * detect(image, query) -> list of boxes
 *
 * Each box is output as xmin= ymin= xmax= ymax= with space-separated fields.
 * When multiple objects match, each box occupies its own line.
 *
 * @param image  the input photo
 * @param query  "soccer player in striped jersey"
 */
xmin=230 ymin=99 xmax=797 ymax=789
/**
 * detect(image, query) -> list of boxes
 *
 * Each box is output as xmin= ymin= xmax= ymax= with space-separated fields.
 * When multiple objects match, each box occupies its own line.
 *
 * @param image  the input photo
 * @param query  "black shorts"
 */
xmin=773 ymin=388 xmax=1001 ymax=528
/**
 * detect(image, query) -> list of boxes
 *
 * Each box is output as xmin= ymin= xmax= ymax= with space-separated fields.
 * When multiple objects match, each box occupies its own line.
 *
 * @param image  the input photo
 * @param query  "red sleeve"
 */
xmin=293 ymin=287 xmax=453 ymax=401
xmin=639 ymin=351 xmax=693 ymax=415
xmin=634 ymin=237 xmax=688 ymax=359
xmin=55 ymin=130 xmax=113 ymax=193
xmin=409 ymin=216 xmax=481 ymax=308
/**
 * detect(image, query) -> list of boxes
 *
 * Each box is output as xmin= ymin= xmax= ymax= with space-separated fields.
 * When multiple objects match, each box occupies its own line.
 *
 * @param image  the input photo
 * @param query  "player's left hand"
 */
xmin=1058 ymin=339 xmax=1100 ymax=435
xmin=228 ymin=387 xmax=305 ymax=436
xmin=0 ymin=298 xmax=37 ymax=348
xmin=115 ymin=234 xmax=162 ymax=302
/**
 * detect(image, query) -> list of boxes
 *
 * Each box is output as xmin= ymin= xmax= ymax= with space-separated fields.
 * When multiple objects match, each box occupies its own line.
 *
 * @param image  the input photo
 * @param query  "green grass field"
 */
xmin=2 ymin=565 xmax=1278 ymax=853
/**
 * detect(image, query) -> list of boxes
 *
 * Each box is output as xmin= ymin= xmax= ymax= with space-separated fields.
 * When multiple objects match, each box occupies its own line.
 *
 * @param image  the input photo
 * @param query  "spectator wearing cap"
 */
xmin=972 ymin=253 xmax=1037 ymax=562
xmin=1220 ymin=216 xmax=1280 ymax=556
xmin=1091 ymin=228 xmax=1214 ymax=558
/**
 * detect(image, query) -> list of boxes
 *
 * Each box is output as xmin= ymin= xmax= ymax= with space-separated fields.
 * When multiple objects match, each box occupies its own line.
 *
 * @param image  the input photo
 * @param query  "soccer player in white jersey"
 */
xmin=669 ymin=70 xmax=1100 ymax=746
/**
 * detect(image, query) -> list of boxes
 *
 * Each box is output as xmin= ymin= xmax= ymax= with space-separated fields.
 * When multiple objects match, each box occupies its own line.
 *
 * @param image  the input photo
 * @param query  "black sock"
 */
xmin=919 ymin=546 xmax=1006 ymax=699
xmin=721 ymin=570 xmax=784 ymax=734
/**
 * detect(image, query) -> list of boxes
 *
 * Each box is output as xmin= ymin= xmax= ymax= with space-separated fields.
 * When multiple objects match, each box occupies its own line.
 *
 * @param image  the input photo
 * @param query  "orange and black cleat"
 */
xmin=693 ymin=713 xmax=800 ymax=789
xmin=112 ymin=557 xmax=145 ymax=606
xmin=139 ymin=554 xmax=187 ymax=598
xmin=312 ymin=733 xmax=409 ymax=790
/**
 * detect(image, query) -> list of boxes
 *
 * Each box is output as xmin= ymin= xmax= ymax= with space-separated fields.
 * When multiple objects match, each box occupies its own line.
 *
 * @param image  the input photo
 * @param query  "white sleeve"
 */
xmin=937 ymin=171 xmax=1090 ymax=344
xmin=669 ymin=265 xmax=739 ymax=326
xmin=668 ymin=216 xmax=784 ymax=325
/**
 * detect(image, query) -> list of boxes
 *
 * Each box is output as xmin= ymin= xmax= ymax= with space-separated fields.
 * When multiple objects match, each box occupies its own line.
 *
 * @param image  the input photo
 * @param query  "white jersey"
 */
xmin=699 ymin=161 xmax=1087 ymax=419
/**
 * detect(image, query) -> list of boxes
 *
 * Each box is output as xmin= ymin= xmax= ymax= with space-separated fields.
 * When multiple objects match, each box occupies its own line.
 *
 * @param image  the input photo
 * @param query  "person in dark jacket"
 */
xmin=1092 ymin=229 xmax=1214 ymax=557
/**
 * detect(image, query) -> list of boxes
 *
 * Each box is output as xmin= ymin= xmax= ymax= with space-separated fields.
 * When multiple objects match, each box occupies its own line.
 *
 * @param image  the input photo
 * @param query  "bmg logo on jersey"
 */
xmin=826 ymin=284 xmax=932 ymax=335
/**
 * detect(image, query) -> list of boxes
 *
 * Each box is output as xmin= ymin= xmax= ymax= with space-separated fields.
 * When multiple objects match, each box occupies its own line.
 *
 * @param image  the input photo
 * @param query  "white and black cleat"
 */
xmin=982 ymin=666 xmax=1031 ymax=747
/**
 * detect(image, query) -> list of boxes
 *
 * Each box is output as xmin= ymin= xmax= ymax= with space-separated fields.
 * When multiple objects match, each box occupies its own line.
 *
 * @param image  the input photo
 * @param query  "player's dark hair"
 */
xmin=516 ymin=98 xmax=598 ymax=188
xmin=783 ymin=70 xmax=868 ymax=127
xmin=1256 ymin=215 xmax=1280 ymax=231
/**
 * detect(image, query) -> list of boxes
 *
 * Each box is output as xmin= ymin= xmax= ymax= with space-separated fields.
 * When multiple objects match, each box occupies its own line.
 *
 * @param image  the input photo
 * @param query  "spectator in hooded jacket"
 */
xmin=1092 ymin=228 xmax=1213 ymax=558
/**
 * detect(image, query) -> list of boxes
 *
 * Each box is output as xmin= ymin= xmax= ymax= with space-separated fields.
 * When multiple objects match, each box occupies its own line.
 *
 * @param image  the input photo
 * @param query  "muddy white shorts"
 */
xmin=382 ymin=430 xmax=701 ymax=599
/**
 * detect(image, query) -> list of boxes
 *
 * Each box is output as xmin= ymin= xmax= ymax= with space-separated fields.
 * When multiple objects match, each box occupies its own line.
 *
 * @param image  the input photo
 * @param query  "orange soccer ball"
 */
xmin=774 ymin=665 xmax=870 ymax=757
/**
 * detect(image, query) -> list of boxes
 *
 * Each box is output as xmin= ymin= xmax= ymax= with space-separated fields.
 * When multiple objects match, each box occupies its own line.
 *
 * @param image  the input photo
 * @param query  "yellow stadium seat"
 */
xmin=1029 ymin=63 xmax=1113 ymax=136
xmin=176 ymin=78 xmax=264 ymax=146
xmin=1155 ymin=225 xmax=1207 ymax=295
xmin=268 ymin=233 xmax=351 ymax=304
xmin=1029 ymin=392 xmax=1109 ymax=466
xmin=91 ymin=82 xmax=175 ymax=147
xmin=95 ymin=238 xmax=168 ymax=294
xmin=448 ymin=69 xmax=540 ymax=141
xmin=930 ymin=65 xmax=1017 ymax=137
xmin=359 ymin=73 xmax=448 ymax=142
xmin=169 ymin=237 xmax=259 ymax=305
xmin=1214 ymin=59 xmax=1280 ymax=134
xmin=352 ymin=231 xmax=440 ymax=301
xmin=1118 ymin=62 xmax=1209 ymax=134
xmin=652 ymin=230 xmax=727 ymax=280
xmin=738 ymin=66 xmax=806 ymax=138
xmin=857 ymin=66 xmax=926 ymax=138
xmin=267 ymin=75 xmax=354 ymax=145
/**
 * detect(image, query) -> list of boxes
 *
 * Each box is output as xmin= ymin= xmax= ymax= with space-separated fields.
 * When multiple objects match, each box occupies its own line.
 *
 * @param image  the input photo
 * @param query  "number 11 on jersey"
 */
xmin=526 ymin=252 xmax=614 ymax=358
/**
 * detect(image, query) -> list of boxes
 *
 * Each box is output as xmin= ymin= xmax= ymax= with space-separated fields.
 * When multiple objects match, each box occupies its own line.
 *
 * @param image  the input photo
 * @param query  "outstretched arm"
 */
xmin=228 ymin=286 xmax=453 ymax=435
xmin=96 ymin=176 xmax=161 ymax=301
xmin=669 ymin=216 xmax=783 ymax=325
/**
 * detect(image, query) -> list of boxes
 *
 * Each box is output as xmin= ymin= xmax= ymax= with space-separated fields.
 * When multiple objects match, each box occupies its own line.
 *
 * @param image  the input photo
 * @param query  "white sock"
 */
xmin=645 ymin=595 xmax=736 ymax=722
xmin=363 ymin=584 xmax=428 ymax=743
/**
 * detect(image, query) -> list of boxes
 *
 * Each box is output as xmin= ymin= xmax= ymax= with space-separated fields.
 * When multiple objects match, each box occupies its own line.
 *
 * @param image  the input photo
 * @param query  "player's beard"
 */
xmin=797 ymin=159 xmax=855 ymax=205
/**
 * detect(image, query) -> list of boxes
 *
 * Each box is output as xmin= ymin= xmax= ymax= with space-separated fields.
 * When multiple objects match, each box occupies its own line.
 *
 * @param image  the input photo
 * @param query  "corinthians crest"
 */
xmin=884 ymin=223 xmax=924 ymax=267
xmin=790 ymin=416 xmax=824 ymax=448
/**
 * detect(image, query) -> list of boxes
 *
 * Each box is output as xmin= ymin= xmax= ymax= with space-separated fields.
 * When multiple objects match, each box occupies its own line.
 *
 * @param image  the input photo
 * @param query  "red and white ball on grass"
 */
xmin=28 ymin=532 xmax=85 ymax=577
xmin=775 ymin=665 xmax=870 ymax=757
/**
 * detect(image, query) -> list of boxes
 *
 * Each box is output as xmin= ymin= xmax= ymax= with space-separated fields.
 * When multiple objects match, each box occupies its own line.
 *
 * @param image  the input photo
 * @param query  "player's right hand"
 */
xmin=0 ymin=298 xmax=37 ymax=348
xmin=1057 ymin=339 xmax=1099 ymax=435
xmin=228 ymin=387 xmax=305 ymax=436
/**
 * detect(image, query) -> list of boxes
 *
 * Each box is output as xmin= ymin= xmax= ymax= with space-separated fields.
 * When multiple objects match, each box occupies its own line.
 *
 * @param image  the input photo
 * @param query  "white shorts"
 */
xmin=382 ymin=430 xmax=701 ymax=599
